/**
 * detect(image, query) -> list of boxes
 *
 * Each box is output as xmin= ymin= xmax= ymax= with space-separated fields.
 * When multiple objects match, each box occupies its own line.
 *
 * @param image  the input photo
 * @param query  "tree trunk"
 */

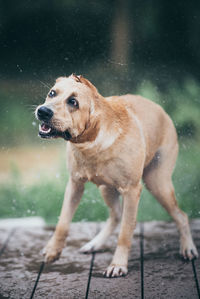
xmin=110 ymin=0 xmax=131 ymax=68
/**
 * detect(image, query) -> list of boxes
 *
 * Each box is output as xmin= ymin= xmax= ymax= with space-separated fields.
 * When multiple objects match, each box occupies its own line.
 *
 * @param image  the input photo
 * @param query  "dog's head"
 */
xmin=35 ymin=74 xmax=99 ymax=142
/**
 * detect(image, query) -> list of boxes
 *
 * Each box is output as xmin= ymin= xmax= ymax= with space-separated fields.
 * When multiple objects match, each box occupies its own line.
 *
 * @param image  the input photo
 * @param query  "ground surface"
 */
xmin=0 ymin=219 xmax=199 ymax=298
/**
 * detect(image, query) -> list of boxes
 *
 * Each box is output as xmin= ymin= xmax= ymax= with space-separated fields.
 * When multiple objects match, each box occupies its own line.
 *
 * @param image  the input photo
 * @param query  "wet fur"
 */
xmin=36 ymin=74 xmax=198 ymax=278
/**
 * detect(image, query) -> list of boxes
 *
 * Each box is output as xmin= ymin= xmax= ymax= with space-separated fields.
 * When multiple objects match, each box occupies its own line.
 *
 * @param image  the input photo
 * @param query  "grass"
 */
xmin=0 ymin=140 xmax=199 ymax=224
xmin=0 ymin=76 xmax=200 ymax=224
xmin=0 ymin=177 xmax=108 ymax=225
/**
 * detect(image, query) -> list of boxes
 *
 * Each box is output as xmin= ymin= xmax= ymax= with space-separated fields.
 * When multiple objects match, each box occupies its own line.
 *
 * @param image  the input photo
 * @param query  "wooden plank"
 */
xmin=143 ymin=220 xmax=200 ymax=299
xmin=0 ymin=220 xmax=199 ymax=298
xmin=190 ymin=220 xmax=200 ymax=297
xmin=0 ymin=223 xmax=98 ymax=299
xmin=36 ymin=224 xmax=98 ymax=299
xmin=89 ymin=224 xmax=141 ymax=298
xmin=0 ymin=229 xmax=15 ymax=257
xmin=0 ymin=228 xmax=47 ymax=298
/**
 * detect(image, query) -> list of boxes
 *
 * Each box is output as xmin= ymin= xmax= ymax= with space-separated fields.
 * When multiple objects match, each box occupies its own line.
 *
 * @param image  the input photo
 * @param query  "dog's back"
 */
xmin=106 ymin=94 xmax=178 ymax=167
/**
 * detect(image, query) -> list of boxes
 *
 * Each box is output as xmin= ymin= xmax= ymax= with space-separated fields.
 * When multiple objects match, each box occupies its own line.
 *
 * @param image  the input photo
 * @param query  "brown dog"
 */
xmin=35 ymin=74 xmax=198 ymax=277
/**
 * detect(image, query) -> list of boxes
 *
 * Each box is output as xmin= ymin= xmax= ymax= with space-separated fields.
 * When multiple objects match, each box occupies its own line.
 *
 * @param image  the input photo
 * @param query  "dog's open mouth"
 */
xmin=39 ymin=122 xmax=72 ymax=140
xmin=39 ymin=122 xmax=55 ymax=138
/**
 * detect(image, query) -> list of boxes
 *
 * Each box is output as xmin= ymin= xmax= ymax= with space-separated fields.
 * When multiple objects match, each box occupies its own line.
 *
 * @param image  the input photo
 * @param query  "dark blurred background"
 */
xmin=1 ymin=0 xmax=200 ymax=80
xmin=0 ymin=0 xmax=200 ymax=223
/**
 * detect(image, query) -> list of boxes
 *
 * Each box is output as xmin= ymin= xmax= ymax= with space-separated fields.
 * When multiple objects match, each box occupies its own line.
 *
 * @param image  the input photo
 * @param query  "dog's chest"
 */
xmin=74 ymin=160 xmax=108 ymax=185
xmin=69 ymin=152 xmax=113 ymax=185
xmin=68 ymin=145 xmax=133 ymax=188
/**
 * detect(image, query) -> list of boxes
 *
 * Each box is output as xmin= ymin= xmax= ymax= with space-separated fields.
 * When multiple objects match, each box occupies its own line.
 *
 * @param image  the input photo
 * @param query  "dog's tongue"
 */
xmin=41 ymin=123 xmax=50 ymax=132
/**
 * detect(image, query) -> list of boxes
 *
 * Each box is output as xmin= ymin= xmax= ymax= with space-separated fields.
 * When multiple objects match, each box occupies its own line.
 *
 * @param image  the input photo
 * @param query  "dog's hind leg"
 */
xmin=143 ymin=142 xmax=198 ymax=260
xmin=80 ymin=185 xmax=121 ymax=253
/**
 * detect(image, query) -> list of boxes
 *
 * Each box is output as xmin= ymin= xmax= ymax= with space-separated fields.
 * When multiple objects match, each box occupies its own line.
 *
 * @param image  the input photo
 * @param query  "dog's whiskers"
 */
xmin=38 ymin=79 xmax=51 ymax=89
xmin=25 ymin=104 xmax=38 ymax=112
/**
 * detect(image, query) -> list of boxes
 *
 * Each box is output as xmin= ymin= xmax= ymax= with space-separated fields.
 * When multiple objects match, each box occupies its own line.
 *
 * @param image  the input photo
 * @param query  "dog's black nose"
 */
xmin=37 ymin=106 xmax=53 ymax=121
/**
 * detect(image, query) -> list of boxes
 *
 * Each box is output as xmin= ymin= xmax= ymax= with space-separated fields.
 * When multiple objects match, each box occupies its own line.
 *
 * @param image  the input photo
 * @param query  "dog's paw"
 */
xmin=103 ymin=264 xmax=128 ymax=278
xmin=43 ymin=238 xmax=65 ymax=263
xmin=180 ymin=239 xmax=199 ymax=260
xmin=80 ymin=241 xmax=97 ymax=253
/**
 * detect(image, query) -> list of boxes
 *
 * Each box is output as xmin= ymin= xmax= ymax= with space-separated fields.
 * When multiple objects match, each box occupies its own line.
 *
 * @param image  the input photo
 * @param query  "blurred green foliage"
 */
xmin=0 ymin=138 xmax=199 ymax=224
xmin=0 ymin=171 xmax=108 ymax=224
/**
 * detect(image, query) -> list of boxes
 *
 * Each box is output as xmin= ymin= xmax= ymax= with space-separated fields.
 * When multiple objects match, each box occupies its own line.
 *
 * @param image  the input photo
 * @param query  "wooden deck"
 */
xmin=0 ymin=219 xmax=199 ymax=298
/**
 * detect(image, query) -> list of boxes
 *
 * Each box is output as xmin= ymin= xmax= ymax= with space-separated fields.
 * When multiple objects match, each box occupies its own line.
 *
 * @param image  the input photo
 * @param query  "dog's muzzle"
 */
xmin=36 ymin=106 xmax=72 ymax=140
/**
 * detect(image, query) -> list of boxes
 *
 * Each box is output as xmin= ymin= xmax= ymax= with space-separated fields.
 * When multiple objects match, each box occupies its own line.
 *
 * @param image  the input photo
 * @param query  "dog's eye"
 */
xmin=67 ymin=97 xmax=79 ymax=108
xmin=49 ymin=90 xmax=57 ymax=98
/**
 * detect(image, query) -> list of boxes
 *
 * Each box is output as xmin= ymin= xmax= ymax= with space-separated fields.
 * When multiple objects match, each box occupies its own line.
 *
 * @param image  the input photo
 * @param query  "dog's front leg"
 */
xmin=43 ymin=177 xmax=84 ymax=263
xmin=104 ymin=183 xmax=141 ymax=278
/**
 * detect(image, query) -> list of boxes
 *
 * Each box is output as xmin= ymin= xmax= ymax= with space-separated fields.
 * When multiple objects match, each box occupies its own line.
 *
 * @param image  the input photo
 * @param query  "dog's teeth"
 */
xmin=39 ymin=124 xmax=51 ymax=133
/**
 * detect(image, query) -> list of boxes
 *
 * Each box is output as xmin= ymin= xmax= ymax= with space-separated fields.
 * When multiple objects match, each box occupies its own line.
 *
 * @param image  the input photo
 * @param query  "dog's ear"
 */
xmin=70 ymin=74 xmax=98 ymax=95
xmin=70 ymin=73 xmax=82 ymax=83
xmin=75 ymin=75 xmax=99 ymax=95
xmin=78 ymin=76 xmax=93 ymax=88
